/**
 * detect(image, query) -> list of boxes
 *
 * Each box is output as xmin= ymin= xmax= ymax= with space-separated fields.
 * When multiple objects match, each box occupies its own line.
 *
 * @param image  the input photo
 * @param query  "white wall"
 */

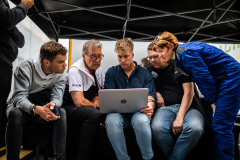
xmin=9 ymin=1 xmax=50 ymax=97
xmin=9 ymin=2 xmax=50 ymax=69
xmin=70 ymin=39 xmax=240 ymax=75
xmin=71 ymin=40 xmax=151 ymax=75
xmin=211 ymin=43 xmax=240 ymax=62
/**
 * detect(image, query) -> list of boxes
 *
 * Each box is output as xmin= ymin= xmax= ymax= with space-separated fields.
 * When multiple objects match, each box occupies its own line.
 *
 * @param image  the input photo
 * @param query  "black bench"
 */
xmin=22 ymin=98 xmax=240 ymax=160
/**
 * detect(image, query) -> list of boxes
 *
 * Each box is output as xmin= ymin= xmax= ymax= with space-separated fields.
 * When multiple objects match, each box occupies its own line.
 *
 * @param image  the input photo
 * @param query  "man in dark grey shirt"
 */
xmin=0 ymin=0 xmax=34 ymax=126
xmin=6 ymin=41 xmax=67 ymax=160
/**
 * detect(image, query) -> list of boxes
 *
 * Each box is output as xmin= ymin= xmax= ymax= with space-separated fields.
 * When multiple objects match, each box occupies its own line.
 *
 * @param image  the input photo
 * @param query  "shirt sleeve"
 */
xmin=68 ymin=67 xmax=83 ymax=92
xmin=104 ymin=67 xmax=117 ymax=89
xmin=0 ymin=2 xmax=28 ymax=29
xmin=180 ymin=74 xmax=193 ymax=84
xmin=11 ymin=66 xmax=32 ymax=113
xmin=178 ymin=50 xmax=218 ymax=102
xmin=144 ymin=70 xmax=157 ymax=103
xmin=50 ymin=77 xmax=67 ymax=107
xmin=7 ymin=26 xmax=25 ymax=48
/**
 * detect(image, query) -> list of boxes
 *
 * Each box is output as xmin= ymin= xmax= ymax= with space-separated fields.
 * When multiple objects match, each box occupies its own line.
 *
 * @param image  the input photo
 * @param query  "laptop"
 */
xmin=99 ymin=88 xmax=149 ymax=113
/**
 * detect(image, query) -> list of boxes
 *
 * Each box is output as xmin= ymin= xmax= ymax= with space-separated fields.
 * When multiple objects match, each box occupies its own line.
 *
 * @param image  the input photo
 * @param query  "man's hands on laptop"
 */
xmin=35 ymin=102 xmax=60 ymax=121
xmin=148 ymin=96 xmax=154 ymax=102
xmin=140 ymin=96 xmax=155 ymax=118
xmin=92 ymin=96 xmax=99 ymax=109
xmin=140 ymin=106 xmax=154 ymax=118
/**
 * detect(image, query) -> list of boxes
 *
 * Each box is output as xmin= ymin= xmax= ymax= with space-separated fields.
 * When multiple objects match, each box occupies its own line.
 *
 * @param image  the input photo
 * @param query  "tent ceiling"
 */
xmin=11 ymin=0 xmax=240 ymax=43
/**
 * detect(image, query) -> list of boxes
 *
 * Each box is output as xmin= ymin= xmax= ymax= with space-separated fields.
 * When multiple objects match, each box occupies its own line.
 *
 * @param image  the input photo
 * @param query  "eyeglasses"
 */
xmin=154 ymin=36 xmax=172 ymax=43
xmin=146 ymin=55 xmax=159 ymax=61
xmin=85 ymin=54 xmax=104 ymax=61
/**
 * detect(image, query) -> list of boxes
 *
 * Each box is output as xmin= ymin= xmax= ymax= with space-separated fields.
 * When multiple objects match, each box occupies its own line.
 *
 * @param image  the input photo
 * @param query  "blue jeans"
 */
xmin=105 ymin=112 xmax=153 ymax=160
xmin=151 ymin=104 xmax=204 ymax=160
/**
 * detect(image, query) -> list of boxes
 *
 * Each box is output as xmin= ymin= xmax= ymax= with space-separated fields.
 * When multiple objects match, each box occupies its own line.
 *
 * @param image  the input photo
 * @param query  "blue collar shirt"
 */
xmin=104 ymin=61 xmax=156 ymax=103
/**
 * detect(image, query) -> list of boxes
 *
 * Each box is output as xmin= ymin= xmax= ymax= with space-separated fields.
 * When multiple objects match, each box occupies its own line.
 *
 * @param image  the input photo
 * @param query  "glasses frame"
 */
xmin=146 ymin=54 xmax=160 ymax=61
xmin=154 ymin=36 xmax=173 ymax=44
xmin=85 ymin=53 xmax=104 ymax=61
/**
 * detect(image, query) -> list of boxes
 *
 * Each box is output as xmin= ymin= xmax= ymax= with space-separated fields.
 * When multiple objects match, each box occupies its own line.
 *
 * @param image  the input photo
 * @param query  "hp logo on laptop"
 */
xmin=121 ymin=99 xmax=127 ymax=104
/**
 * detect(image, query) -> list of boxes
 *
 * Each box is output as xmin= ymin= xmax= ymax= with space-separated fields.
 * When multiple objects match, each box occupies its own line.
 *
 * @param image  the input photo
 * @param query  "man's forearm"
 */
xmin=176 ymin=93 xmax=193 ymax=119
xmin=0 ymin=3 xmax=28 ymax=29
xmin=13 ymin=97 xmax=33 ymax=113
xmin=76 ymin=99 xmax=95 ymax=108
xmin=50 ymin=77 xmax=67 ymax=107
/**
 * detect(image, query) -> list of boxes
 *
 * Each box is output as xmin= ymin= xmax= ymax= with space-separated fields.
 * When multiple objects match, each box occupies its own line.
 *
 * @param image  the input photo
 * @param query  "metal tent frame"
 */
xmin=15 ymin=0 xmax=240 ymax=43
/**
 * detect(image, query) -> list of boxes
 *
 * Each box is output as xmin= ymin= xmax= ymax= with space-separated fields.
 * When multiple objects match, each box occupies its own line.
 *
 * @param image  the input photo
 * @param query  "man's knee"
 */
xmin=184 ymin=121 xmax=204 ymax=139
xmin=88 ymin=108 xmax=101 ymax=120
xmin=105 ymin=113 xmax=123 ymax=128
xmin=7 ymin=107 xmax=24 ymax=124
xmin=131 ymin=112 xmax=150 ymax=128
xmin=151 ymin=118 xmax=170 ymax=136
xmin=58 ymin=108 xmax=66 ymax=121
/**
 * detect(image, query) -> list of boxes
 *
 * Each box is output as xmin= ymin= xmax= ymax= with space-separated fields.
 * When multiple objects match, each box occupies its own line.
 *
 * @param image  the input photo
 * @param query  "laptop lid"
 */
xmin=99 ymin=88 xmax=149 ymax=113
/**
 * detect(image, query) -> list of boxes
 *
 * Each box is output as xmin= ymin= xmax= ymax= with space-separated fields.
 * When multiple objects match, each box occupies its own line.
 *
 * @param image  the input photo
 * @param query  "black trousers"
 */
xmin=65 ymin=105 xmax=102 ymax=160
xmin=0 ymin=58 xmax=12 ymax=126
xmin=6 ymin=105 xmax=67 ymax=160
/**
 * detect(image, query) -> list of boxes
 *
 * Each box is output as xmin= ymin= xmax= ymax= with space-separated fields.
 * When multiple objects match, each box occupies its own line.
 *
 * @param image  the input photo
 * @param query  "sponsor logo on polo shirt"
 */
xmin=151 ymin=71 xmax=158 ymax=78
xmin=72 ymin=84 xmax=81 ymax=87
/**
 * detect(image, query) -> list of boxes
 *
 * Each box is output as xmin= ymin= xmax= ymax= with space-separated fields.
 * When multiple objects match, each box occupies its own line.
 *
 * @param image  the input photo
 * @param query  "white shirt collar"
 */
xmin=33 ymin=56 xmax=57 ymax=80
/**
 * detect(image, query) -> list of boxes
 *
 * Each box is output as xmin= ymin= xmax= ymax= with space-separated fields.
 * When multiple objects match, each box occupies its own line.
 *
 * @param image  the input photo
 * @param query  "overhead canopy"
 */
xmin=11 ymin=0 xmax=240 ymax=43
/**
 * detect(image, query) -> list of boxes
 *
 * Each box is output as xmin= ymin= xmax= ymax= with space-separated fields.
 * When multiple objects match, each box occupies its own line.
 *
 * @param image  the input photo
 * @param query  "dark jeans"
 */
xmin=65 ymin=105 xmax=102 ymax=160
xmin=6 ymin=105 xmax=67 ymax=160
xmin=0 ymin=58 xmax=12 ymax=126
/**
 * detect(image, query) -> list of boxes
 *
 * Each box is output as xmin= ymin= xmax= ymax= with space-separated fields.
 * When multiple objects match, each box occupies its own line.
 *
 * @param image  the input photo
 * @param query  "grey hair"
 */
xmin=82 ymin=39 xmax=102 ymax=55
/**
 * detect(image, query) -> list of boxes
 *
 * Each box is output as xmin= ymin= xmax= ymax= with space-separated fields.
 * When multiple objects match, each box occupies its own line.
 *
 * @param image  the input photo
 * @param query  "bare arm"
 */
xmin=156 ymin=92 xmax=165 ymax=108
xmin=172 ymin=82 xmax=194 ymax=135
xmin=71 ymin=91 xmax=96 ymax=108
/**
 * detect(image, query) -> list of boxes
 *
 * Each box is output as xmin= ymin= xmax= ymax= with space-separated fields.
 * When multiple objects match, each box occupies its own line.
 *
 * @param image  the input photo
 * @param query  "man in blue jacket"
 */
xmin=0 ymin=0 xmax=34 ymax=126
xmin=151 ymin=31 xmax=240 ymax=160
xmin=104 ymin=38 xmax=156 ymax=160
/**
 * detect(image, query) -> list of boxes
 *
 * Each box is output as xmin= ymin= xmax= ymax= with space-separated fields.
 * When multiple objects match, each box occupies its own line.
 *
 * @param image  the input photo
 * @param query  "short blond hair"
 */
xmin=114 ymin=38 xmax=134 ymax=54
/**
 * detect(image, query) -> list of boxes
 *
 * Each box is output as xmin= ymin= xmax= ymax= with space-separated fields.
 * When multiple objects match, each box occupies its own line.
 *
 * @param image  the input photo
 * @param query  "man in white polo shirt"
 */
xmin=62 ymin=39 xmax=104 ymax=160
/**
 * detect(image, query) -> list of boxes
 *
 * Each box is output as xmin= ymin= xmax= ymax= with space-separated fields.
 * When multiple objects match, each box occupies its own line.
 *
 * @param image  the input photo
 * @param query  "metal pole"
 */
xmin=216 ymin=0 xmax=236 ymax=23
xmin=123 ymin=0 xmax=132 ymax=38
xmin=188 ymin=9 xmax=215 ymax=42
xmin=59 ymin=25 xmax=118 ymax=40
xmin=60 ymin=29 xmax=121 ymax=37
xmin=54 ymin=0 xmax=126 ymax=20
xmin=131 ymin=4 xmax=213 ymax=23
xmin=40 ymin=0 xmax=59 ymax=40
xmin=68 ymin=39 xmax=72 ymax=68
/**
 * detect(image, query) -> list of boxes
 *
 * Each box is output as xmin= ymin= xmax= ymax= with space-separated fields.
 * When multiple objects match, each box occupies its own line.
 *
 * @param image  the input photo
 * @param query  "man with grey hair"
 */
xmin=62 ymin=39 xmax=104 ymax=160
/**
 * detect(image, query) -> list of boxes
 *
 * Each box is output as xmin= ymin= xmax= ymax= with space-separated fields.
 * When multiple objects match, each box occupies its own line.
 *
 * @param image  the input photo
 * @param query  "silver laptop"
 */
xmin=99 ymin=88 xmax=149 ymax=113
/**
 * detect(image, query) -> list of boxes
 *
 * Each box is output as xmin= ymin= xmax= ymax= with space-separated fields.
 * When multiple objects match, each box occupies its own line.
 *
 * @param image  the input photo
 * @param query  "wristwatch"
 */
xmin=31 ymin=104 xmax=37 ymax=115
